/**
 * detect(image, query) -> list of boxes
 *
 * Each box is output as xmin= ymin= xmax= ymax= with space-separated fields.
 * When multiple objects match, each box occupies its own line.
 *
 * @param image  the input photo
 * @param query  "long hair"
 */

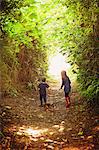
xmin=61 ymin=70 xmax=67 ymax=80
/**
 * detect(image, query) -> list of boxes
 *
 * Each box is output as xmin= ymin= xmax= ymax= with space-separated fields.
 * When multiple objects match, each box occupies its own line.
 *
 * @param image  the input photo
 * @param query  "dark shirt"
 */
xmin=38 ymin=82 xmax=49 ymax=96
xmin=61 ymin=76 xmax=71 ymax=93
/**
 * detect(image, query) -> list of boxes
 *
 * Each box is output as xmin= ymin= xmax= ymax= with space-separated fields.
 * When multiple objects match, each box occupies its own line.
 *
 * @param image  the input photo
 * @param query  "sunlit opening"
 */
xmin=48 ymin=53 xmax=71 ymax=79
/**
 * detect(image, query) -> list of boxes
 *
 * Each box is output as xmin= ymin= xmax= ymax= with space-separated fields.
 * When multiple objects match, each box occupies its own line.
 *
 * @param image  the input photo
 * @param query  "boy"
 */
xmin=38 ymin=78 xmax=49 ymax=106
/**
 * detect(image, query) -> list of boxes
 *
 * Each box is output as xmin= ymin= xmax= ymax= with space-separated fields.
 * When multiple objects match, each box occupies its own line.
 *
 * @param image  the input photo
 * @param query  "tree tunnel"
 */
xmin=0 ymin=0 xmax=98 ymax=102
xmin=0 ymin=1 xmax=99 ymax=149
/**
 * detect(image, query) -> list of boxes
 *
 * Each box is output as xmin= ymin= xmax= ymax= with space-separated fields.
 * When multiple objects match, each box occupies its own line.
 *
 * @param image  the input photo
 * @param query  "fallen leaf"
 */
xmin=5 ymin=106 xmax=11 ymax=109
xmin=47 ymin=145 xmax=54 ymax=149
xmin=87 ymin=136 xmax=93 ymax=142
xmin=67 ymin=128 xmax=72 ymax=131
xmin=53 ymin=125 xmax=60 ymax=128
xmin=78 ymin=131 xmax=83 ymax=136
xmin=45 ymin=139 xmax=53 ymax=143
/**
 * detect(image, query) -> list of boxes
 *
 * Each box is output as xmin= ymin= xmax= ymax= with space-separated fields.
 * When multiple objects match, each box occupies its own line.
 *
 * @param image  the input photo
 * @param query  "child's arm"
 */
xmin=59 ymin=80 xmax=64 ymax=90
xmin=46 ymin=83 xmax=49 ymax=88
xmin=68 ymin=77 xmax=71 ymax=84
xmin=60 ymin=79 xmax=64 ymax=89
xmin=38 ymin=84 xmax=40 ymax=90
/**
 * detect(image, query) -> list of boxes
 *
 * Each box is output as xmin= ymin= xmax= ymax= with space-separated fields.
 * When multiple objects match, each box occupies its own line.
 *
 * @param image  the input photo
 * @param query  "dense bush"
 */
xmin=0 ymin=0 xmax=48 ymax=96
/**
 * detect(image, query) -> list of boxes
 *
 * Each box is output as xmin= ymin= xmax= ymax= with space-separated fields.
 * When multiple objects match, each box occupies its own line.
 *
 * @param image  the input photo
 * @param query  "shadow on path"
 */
xmin=0 ymin=81 xmax=99 ymax=149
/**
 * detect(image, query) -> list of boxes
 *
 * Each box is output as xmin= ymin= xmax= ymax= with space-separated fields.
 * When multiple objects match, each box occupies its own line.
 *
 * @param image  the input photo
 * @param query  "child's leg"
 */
xmin=67 ymin=96 xmax=71 ymax=106
xmin=44 ymin=96 xmax=47 ymax=104
xmin=40 ymin=94 xmax=43 ymax=106
xmin=65 ymin=96 xmax=68 ymax=108
xmin=65 ymin=93 xmax=70 ymax=108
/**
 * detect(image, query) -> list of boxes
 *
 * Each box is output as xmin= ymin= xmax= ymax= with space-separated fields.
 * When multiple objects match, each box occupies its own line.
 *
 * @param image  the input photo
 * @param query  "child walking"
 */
xmin=38 ymin=78 xmax=49 ymax=106
xmin=60 ymin=70 xmax=71 ymax=108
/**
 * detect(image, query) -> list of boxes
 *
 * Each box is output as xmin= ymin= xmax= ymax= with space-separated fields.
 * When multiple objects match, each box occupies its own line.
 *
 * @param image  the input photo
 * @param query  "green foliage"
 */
xmin=9 ymin=88 xmax=18 ymax=97
xmin=0 ymin=131 xmax=4 ymax=138
xmin=0 ymin=0 xmax=98 ymax=104
xmin=57 ymin=0 xmax=98 ymax=103
xmin=0 ymin=0 xmax=48 ymax=95
xmin=37 ymin=0 xmax=98 ymax=103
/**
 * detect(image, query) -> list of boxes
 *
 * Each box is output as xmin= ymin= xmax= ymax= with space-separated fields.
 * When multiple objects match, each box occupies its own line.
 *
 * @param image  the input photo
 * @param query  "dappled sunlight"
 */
xmin=17 ymin=126 xmax=48 ymax=137
xmin=9 ymin=122 xmax=66 ymax=139
xmin=48 ymin=53 xmax=71 ymax=79
xmin=15 ymin=122 xmax=65 ymax=138
xmin=53 ymin=121 xmax=65 ymax=132
xmin=62 ymin=147 xmax=80 ymax=150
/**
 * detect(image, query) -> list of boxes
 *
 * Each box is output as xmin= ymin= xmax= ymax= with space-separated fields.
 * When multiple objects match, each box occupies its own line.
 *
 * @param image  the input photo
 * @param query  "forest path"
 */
xmin=0 ymin=81 xmax=99 ymax=149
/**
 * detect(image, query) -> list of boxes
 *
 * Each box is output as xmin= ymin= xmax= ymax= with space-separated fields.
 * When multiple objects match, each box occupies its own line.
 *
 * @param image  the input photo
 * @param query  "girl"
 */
xmin=60 ymin=70 xmax=71 ymax=108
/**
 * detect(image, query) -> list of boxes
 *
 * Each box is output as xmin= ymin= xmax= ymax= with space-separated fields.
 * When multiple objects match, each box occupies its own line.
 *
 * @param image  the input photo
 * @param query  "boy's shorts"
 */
xmin=65 ymin=92 xmax=69 ymax=97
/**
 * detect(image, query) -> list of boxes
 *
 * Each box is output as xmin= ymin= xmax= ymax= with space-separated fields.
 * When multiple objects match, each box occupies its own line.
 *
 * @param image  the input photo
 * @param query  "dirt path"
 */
xmin=0 ymin=81 xmax=99 ymax=149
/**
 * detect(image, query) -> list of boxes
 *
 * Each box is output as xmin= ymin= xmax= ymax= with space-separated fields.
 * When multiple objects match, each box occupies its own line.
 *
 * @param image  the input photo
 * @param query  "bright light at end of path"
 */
xmin=48 ymin=53 xmax=71 ymax=78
